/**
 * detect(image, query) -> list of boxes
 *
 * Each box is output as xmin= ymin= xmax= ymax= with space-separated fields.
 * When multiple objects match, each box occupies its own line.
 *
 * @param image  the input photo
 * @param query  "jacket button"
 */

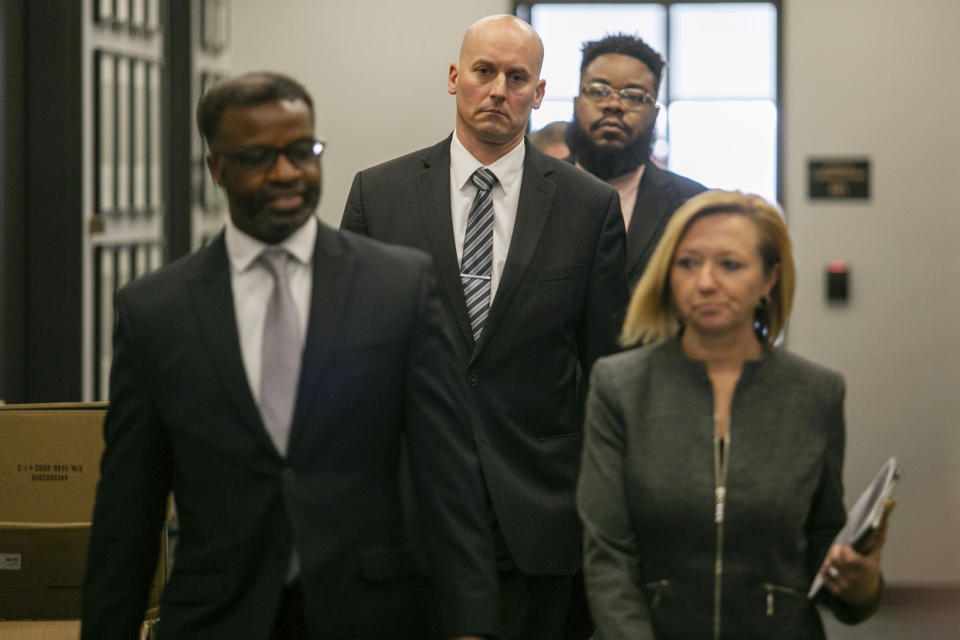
xmin=467 ymin=373 xmax=479 ymax=387
xmin=281 ymin=468 xmax=296 ymax=484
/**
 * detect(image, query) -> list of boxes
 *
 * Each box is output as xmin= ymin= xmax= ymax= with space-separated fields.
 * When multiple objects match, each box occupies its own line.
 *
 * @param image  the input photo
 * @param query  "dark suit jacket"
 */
xmin=342 ymin=137 xmax=628 ymax=576
xmin=81 ymin=223 xmax=499 ymax=639
xmin=625 ymin=162 xmax=706 ymax=290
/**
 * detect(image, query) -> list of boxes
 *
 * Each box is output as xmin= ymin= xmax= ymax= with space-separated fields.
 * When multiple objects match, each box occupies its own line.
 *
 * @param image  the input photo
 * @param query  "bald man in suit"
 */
xmin=342 ymin=16 xmax=627 ymax=640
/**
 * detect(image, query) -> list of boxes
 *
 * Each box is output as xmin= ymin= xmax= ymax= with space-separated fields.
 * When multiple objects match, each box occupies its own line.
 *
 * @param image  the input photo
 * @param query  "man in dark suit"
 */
xmin=81 ymin=72 xmax=498 ymax=640
xmin=341 ymin=15 xmax=627 ymax=640
xmin=565 ymin=34 xmax=706 ymax=290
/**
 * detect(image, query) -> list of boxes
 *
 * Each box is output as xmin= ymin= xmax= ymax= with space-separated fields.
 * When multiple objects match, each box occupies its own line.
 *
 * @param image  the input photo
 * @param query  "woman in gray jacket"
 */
xmin=577 ymin=190 xmax=885 ymax=639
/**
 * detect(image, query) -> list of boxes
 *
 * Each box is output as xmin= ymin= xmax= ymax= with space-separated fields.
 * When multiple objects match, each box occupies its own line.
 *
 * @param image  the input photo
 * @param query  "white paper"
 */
xmin=808 ymin=457 xmax=898 ymax=598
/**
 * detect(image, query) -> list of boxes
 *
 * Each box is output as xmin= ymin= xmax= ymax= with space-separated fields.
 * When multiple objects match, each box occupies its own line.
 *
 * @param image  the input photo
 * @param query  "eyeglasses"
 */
xmin=580 ymin=82 xmax=656 ymax=108
xmin=214 ymin=138 xmax=325 ymax=172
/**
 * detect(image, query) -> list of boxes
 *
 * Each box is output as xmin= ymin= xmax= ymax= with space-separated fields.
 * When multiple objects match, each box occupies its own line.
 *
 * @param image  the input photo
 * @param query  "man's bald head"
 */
xmin=459 ymin=14 xmax=544 ymax=78
xmin=448 ymin=15 xmax=546 ymax=164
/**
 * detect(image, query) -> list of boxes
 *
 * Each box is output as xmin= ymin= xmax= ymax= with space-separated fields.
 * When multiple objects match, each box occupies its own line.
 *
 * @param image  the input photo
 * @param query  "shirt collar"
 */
xmin=606 ymin=163 xmax=646 ymax=192
xmin=573 ymin=160 xmax=646 ymax=190
xmin=450 ymin=130 xmax=526 ymax=196
xmin=225 ymin=214 xmax=318 ymax=273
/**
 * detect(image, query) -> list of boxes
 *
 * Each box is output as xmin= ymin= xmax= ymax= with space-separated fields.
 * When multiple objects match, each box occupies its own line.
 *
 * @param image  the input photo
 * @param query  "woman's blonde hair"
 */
xmin=620 ymin=190 xmax=795 ymax=347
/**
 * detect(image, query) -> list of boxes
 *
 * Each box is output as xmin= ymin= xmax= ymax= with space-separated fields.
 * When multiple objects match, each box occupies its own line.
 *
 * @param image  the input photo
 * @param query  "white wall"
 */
xmin=784 ymin=0 xmax=960 ymax=583
xmin=231 ymin=0 xmax=960 ymax=584
xmin=230 ymin=0 xmax=509 ymax=226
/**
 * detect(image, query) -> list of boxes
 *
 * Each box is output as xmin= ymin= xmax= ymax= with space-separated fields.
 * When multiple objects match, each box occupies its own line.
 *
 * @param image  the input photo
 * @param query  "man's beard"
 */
xmin=566 ymin=108 xmax=656 ymax=181
xmin=225 ymin=175 xmax=321 ymax=244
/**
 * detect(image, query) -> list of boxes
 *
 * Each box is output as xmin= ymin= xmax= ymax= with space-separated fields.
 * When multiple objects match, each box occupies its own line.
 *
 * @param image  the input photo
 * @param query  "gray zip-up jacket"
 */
xmin=577 ymin=337 xmax=880 ymax=639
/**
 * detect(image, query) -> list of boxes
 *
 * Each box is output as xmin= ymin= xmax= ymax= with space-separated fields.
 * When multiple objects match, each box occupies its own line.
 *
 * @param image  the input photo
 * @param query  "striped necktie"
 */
xmin=461 ymin=167 xmax=497 ymax=342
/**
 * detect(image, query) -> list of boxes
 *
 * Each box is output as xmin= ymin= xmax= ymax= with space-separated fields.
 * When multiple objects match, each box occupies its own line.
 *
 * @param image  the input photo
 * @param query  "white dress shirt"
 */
xmin=449 ymin=131 xmax=525 ymax=300
xmin=224 ymin=215 xmax=316 ymax=405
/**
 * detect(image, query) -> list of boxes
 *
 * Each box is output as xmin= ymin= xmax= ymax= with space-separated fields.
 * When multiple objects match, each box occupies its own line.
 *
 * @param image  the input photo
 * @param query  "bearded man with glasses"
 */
xmin=566 ymin=33 xmax=706 ymax=291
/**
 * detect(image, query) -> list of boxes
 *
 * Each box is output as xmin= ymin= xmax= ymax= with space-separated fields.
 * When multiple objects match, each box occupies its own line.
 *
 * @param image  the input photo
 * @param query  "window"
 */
xmin=524 ymin=2 xmax=780 ymax=202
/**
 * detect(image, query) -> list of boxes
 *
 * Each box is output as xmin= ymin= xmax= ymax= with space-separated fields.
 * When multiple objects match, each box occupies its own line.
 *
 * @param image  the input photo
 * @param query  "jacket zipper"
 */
xmin=645 ymin=578 xmax=671 ymax=610
xmin=762 ymin=582 xmax=805 ymax=616
xmin=713 ymin=429 xmax=729 ymax=640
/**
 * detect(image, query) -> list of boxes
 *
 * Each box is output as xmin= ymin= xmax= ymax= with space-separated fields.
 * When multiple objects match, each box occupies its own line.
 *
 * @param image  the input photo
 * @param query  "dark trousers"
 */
xmin=563 ymin=569 xmax=594 ymax=640
xmin=266 ymin=574 xmax=591 ymax=640
xmin=270 ymin=580 xmax=307 ymax=640
xmin=490 ymin=512 xmax=591 ymax=640
xmin=498 ymin=569 xmax=572 ymax=640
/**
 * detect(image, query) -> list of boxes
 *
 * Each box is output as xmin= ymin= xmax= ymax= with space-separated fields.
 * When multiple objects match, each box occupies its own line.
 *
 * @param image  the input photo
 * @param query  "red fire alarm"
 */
xmin=826 ymin=261 xmax=849 ymax=303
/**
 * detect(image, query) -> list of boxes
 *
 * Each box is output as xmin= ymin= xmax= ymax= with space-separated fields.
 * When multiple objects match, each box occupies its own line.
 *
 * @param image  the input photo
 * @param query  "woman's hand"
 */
xmin=819 ymin=519 xmax=887 ymax=607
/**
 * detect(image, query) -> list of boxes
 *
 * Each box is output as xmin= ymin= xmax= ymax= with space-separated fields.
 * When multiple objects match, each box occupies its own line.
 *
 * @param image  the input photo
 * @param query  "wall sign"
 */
xmin=808 ymin=158 xmax=870 ymax=200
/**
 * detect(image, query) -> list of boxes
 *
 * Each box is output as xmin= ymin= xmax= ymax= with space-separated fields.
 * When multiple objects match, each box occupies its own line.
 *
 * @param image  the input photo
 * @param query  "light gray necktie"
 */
xmin=461 ymin=167 xmax=497 ymax=342
xmin=259 ymin=248 xmax=302 ymax=455
xmin=259 ymin=248 xmax=303 ymax=582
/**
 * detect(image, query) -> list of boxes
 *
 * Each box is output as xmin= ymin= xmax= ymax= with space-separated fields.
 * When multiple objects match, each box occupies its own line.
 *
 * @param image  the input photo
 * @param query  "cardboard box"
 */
xmin=0 ymin=523 xmax=88 ymax=619
xmin=0 ymin=404 xmax=167 ymax=623
xmin=0 ymin=404 xmax=107 ymax=523
xmin=0 ymin=620 xmax=80 ymax=640
xmin=0 ymin=520 xmax=166 ymax=621
xmin=0 ymin=619 xmax=157 ymax=639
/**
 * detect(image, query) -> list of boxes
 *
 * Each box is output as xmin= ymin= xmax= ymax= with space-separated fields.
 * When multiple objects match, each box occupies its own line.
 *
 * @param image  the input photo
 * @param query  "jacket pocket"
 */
xmin=761 ymin=582 xmax=807 ymax=617
xmin=537 ymin=431 xmax=582 ymax=457
xmin=760 ymin=582 xmax=823 ymax=639
xmin=332 ymin=342 xmax=401 ymax=400
xmin=359 ymin=544 xmax=418 ymax=582
xmin=535 ymin=264 xmax=584 ymax=282
xmin=334 ymin=341 xmax=400 ymax=367
xmin=642 ymin=578 xmax=672 ymax=612
xmin=161 ymin=571 xmax=225 ymax=605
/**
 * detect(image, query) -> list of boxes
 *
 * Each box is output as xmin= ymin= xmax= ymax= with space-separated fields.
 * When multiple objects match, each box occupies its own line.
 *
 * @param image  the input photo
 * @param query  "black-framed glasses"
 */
xmin=580 ymin=82 xmax=656 ymax=108
xmin=214 ymin=138 xmax=326 ymax=172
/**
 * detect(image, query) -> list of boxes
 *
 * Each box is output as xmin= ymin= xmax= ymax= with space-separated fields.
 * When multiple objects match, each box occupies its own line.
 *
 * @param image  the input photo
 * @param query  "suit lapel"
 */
xmin=188 ymin=234 xmax=271 ymax=449
xmin=416 ymin=139 xmax=475 ymax=347
xmin=474 ymin=143 xmax=555 ymax=360
xmin=288 ymin=223 xmax=354 ymax=451
xmin=626 ymin=162 xmax=673 ymax=277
